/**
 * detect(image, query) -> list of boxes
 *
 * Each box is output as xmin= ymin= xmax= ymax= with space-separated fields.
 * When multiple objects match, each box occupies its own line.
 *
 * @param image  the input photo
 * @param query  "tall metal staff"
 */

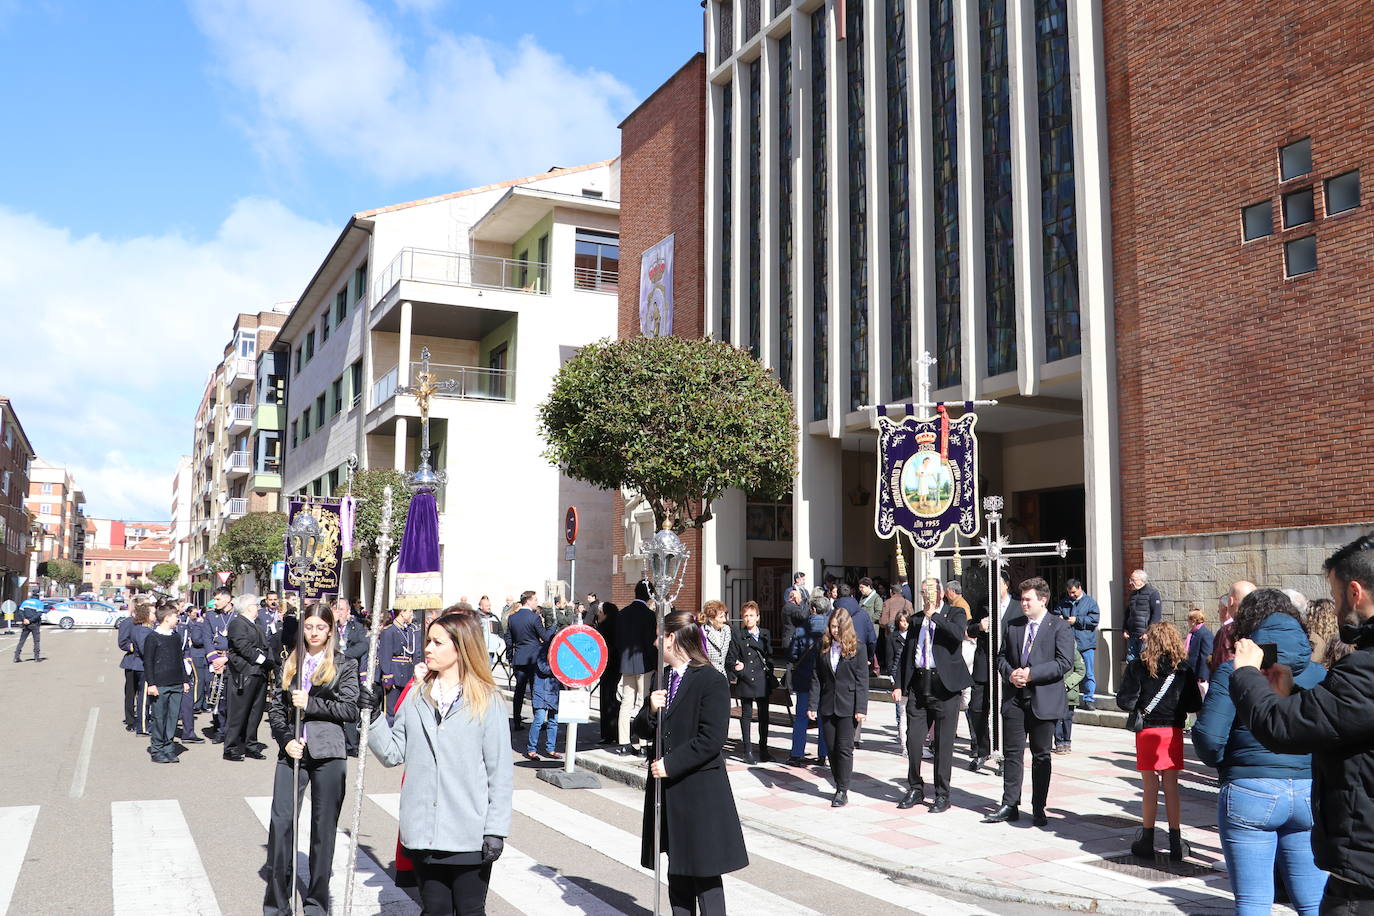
xmin=341 ymin=485 xmax=394 ymax=916
xmin=638 ymin=522 xmax=690 ymax=916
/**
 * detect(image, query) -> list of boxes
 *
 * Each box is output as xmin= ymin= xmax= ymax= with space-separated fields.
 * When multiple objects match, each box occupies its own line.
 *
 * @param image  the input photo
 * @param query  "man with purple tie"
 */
xmin=983 ymin=576 xmax=1074 ymax=827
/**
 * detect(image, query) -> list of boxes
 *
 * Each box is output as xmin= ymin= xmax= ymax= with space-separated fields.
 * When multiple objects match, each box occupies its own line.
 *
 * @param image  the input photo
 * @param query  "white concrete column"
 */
xmin=398 ymin=300 xmax=413 ymax=389
xmin=954 ymin=0 xmax=987 ymax=399
xmin=701 ymin=488 xmax=747 ymax=603
xmin=1007 ymin=0 xmax=1045 ymax=396
xmin=393 ymin=417 xmax=408 ymax=470
xmin=795 ymin=434 xmax=844 ymax=586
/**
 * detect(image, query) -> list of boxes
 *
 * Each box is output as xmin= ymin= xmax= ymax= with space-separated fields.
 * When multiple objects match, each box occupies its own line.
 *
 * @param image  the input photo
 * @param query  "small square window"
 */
xmin=1282 ymin=188 xmax=1314 ymax=228
xmin=1242 ymin=201 xmax=1273 ymax=241
xmin=1280 ymin=138 xmax=1311 ymax=181
xmin=1284 ymin=235 xmax=1317 ymax=277
xmin=1326 ymin=170 xmax=1360 ymax=215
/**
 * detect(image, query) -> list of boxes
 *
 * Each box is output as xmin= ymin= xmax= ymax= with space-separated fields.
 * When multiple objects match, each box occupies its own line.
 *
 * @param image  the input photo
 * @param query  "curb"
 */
xmin=573 ymin=749 xmax=1231 ymax=916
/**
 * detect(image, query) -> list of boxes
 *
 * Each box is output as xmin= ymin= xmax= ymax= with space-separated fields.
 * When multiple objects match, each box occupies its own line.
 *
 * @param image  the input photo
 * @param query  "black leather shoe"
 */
xmin=758 ymin=750 xmax=774 ymax=763
xmin=210 ymin=735 xmax=225 ymax=745
xmin=248 ymin=741 xmax=267 ymax=752
xmin=830 ymin=790 xmax=848 ymax=808
xmin=1032 ymin=809 xmax=1048 ymax=827
xmin=969 ymin=755 xmax=989 ymax=772
xmin=929 ymin=796 xmax=951 ymax=813
xmin=896 ymin=787 xmax=925 ymax=810
xmin=741 ymin=752 xmax=757 ymax=765
xmin=787 ymin=755 xmax=805 ymax=766
xmin=182 ymin=735 xmax=206 ymax=744
xmin=222 ymin=752 xmax=245 ymax=762
xmin=244 ymin=749 xmax=267 ymax=760
xmin=982 ymin=804 xmax=1020 ymax=823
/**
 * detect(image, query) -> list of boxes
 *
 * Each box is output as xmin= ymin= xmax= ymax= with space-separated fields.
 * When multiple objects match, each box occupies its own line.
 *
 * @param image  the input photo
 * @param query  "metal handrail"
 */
xmin=408 ymin=361 xmax=514 ymax=402
xmin=228 ymin=404 xmax=254 ymax=423
xmin=226 ymin=497 xmax=248 ymax=517
xmin=227 ymin=451 xmax=251 ymax=471
xmin=373 ymin=247 xmax=551 ymax=306
xmin=572 ymin=266 xmax=619 ymax=293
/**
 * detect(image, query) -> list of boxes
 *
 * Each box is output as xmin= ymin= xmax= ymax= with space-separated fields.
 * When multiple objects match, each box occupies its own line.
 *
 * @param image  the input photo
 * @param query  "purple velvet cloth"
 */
xmin=396 ymin=491 xmax=440 ymax=575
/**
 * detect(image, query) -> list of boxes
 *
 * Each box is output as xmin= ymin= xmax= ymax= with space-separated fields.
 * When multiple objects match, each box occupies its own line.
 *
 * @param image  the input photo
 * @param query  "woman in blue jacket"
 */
xmin=788 ymin=596 xmax=831 ymax=766
xmin=1192 ymin=588 xmax=1328 ymax=915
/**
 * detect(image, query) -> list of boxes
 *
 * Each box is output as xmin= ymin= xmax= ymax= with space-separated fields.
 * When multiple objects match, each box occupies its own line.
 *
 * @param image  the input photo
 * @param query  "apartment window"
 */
xmin=41 ymin=482 xmax=53 ymax=494
xmin=304 ymin=331 xmax=315 ymax=363
xmin=312 ymin=478 xmax=323 ymax=498
xmin=516 ymin=250 xmax=530 ymax=289
xmin=290 ymin=420 xmax=298 ymax=449
xmin=1285 ymin=235 xmax=1317 ymax=277
xmin=535 ymin=234 xmax=549 ymax=292
xmin=573 ymin=229 xmax=620 ymax=291
xmin=315 ymin=394 xmax=326 ymax=428
xmin=1 ymin=471 xmax=7 ymax=495
xmin=40 ymin=504 xmax=52 ymax=515
xmin=3 ymin=422 xmax=10 ymax=448
xmin=1279 ymin=138 xmax=1311 ymax=181
xmin=1326 ymin=170 xmax=1361 ymax=215
xmin=321 ymin=310 xmax=330 ymax=343
xmin=238 ymin=329 xmax=257 ymax=359
xmin=353 ymin=261 xmax=368 ymax=302
xmin=581 ymin=188 xmax=603 ymax=199
xmin=332 ymin=376 xmax=344 ymax=415
xmin=259 ymin=431 xmax=281 ymax=473
xmin=327 ymin=467 xmax=340 ymax=495
xmin=1241 ymin=201 xmax=1273 ymax=241
xmin=1282 ymin=187 xmax=1314 ymax=228
xmin=301 ymin=412 xmax=311 ymax=441
xmin=335 ymin=288 xmax=348 ymax=323
xmin=350 ymin=360 xmax=363 ymax=406
xmin=294 ymin=349 xmax=302 ymax=376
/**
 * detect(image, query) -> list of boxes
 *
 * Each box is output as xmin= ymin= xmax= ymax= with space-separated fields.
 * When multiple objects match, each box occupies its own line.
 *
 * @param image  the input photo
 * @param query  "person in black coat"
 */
xmin=966 ymin=572 xmax=1012 ymax=770
xmin=726 ymin=601 xmax=773 ymax=764
xmin=224 ymin=595 xmax=273 ymax=761
xmin=893 ymin=585 xmax=972 ymax=812
xmin=263 ymin=603 xmax=359 ymax=916
xmin=1183 ymin=608 xmax=1215 ymax=686
xmin=615 ymin=581 xmax=657 ymax=755
xmin=808 ymin=608 xmax=870 ymax=807
xmin=595 ymin=602 xmax=621 ymax=744
xmin=505 ymin=590 xmax=551 ymax=727
xmin=633 ymin=610 xmax=748 ymax=916
xmin=984 ymin=577 xmax=1074 ymax=827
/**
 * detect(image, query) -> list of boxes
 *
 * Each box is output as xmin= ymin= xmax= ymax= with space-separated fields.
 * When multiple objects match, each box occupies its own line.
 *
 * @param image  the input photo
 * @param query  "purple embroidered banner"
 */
xmin=874 ymin=410 xmax=980 ymax=549
xmin=285 ymin=500 xmax=342 ymax=601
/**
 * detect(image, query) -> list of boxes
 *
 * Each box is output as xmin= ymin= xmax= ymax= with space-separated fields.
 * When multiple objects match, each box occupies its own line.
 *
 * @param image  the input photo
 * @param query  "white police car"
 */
xmin=43 ymin=599 xmax=128 ymax=630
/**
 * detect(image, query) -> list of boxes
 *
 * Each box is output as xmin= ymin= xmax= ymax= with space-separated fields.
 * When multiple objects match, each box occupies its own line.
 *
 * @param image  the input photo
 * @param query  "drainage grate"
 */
xmin=1092 ymin=853 xmax=1217 ymax=881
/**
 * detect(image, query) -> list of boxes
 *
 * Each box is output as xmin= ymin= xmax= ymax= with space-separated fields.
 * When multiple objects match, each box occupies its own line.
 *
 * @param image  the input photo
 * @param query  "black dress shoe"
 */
xmin=758 ymin=750 xmax=774 ymax=763
xmin=182 ymin=735 xmax=206 ymax=744
xmin=930 ymin=796 xmax=951 ymax=813
xmin=896 ymin=787 xmax=925 ymax=810
xmin=244 ymin=749 xmax=267 ymax=760
xmin=34 ymin=657 xmax=45 ymax=662
xmin=741 ymin=752 xmax=757 ymax=765
xmin=248 ymin=741 xmax=267 ymax=752
xmin=969 ymin=755 xmax=989 ymax=772
xmin=830 ymin=789 xmax=848 ymax=808
xmin=786 ymin=755 xmax=805 ymax=767
xmin=982 ymin=804 xmax=1020 ymax=823
xmin=222 ymin=752 xmax=245 ymax=762
xmin=1032 ymin=809 xmax=1049 ymax=827
xmin=210 ymin=735 xmax=225 ymax=745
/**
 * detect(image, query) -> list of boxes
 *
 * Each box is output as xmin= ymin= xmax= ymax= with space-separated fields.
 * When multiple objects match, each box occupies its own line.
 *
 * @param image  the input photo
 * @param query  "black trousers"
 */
xmin=598 ymin=672 xmax=621 ymax=743
xmin=224 ymin=674 xmax=267 ymax=755
xmin=13 ymin=622 xmax=39 ymax=660
xmin=1000 ymin=694 xmax=1055 ymax=810
xmin=178 ymin=672 xmax=197 ymax=739
xmin=263 ymin=754 xmax=346 ymax=916
xmin=148 ymin=686 xmax=182 ymax=762
xmin=415 ymin=860 xmax=492 ymax=915
xmin=191 ymin=659 xmax=209 ymax=709
xmin=1322 ymin=879 xmax=1374 ymax=914
xmin=820 ymin=713 xmax=856 ymax=790
xmin=738 ymin=695 xmax=769 ymax=754
xmin=966 ymin=681 xmax=991 ymax=758
xmin=668 ymin=873 xmax=726 ymax=916
xmin=512 ymin=662 xmax=536 ymax=722
xmin=905 ymin=690 xmax=960 ymax=798
xmin=123 ymin=668 xmax=142 ymax=728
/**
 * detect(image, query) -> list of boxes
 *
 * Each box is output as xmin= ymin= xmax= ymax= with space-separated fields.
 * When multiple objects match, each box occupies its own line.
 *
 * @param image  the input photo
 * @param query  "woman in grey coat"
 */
xmin=369 ymin=606 xmax=513 ymax=915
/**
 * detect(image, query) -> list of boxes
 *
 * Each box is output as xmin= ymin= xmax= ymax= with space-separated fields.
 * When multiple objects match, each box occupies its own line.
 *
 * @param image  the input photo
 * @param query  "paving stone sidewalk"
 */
xmin=541 ymin=691 xmax=1278 ymax=915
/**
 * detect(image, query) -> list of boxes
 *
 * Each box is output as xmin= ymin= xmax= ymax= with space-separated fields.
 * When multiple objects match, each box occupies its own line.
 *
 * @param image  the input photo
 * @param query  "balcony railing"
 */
xmin=408 ymin=361 xmax=514 ymax=402
xmin=372 ymin=366 xmax=399 ymax=408
xmin=225 ymin=497 xmax=247 ymax=518
xmin=226 ymin=451 xmax=251 ymax=473
xmin=223 ymin=357 xmax=255 ymax=386
xmin=573 ymin=266 xmax=619 ymax=293
xmin=373 ymin=247 xmax=550 ymax=306
xmin=227 ymin=404 xmax=253 ymax=426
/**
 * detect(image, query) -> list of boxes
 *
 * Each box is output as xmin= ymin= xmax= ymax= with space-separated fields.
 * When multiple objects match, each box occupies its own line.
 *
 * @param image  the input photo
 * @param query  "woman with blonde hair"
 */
xmin=1305 ymin=598 xmax=1339 ymax=665
xmin=699 ymin=599 xmax=731 ymax=676
xmin=808 ymin=609 xmax=869 ymax=807
xmin=263 ymin=602 xmax=358 ymax=916
xmin=1117 ymin=620 xmax=1202 ymax=860
xmin=369 ymin=606 xmax=512 ymax=915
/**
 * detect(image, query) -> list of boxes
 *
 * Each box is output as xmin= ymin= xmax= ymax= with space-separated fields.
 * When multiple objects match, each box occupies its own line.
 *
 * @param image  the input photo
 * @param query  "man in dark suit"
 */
xmin=506 ymin=590 xmax=551 ymax=728
xmin=893 ymin=579 xmax=972 ymax=811
xmin=983 ymin=576 xmax=1074 ymax=827
xmin=224 ymin=594 xmax=273 ymax=761
xmin=615 ymin=581 xmax=657 ymax=755
xmin=966 ymin=571 xmax=1012 ymax=771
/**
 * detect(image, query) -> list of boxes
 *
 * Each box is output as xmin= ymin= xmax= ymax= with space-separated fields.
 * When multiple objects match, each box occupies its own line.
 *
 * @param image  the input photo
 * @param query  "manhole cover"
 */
xmin=1092 ymin=853 xmax=1216 ymax=881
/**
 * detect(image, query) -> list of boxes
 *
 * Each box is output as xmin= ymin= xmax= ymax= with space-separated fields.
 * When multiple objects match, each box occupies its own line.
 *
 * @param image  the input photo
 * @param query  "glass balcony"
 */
xmin=373 ymin=247 xmax=550 ymax=308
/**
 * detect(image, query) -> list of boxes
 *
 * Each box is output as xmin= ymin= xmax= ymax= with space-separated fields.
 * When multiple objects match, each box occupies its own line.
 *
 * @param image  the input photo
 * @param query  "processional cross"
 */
xmin=396 ymin=347 xmax=455 ymax=491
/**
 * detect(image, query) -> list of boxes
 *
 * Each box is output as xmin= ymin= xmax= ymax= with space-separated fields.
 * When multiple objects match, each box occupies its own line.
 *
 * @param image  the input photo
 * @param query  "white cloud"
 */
xmin=190 ymin=0 xmax=635 ymax=185
xmin=0 ymin=199 xmax=337 ymax=520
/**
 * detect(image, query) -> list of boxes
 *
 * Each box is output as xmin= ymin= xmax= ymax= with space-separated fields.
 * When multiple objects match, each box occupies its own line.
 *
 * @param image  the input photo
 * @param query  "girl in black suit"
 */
xmin=808 ymin=609 xmax=869 ymax=807
xmin=263 ymin=603 xmax=359 ymax=916
xmin=726 ymin=600 xmax=773 ymax=764
xmin=634 ymin=610 xmax=749 ymax=916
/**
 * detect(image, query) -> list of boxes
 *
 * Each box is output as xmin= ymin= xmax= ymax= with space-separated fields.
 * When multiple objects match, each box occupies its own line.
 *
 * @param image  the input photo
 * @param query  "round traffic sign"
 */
xmin=547 ymin=624 xmax=606 ymax=688
xmin=565 ymin=506 xmax=579 ymax=545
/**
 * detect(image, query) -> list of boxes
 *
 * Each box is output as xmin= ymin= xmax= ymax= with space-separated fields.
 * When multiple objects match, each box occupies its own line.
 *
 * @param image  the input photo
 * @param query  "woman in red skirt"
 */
xmin=1117 ymin=620 xmax=1203 ymax=860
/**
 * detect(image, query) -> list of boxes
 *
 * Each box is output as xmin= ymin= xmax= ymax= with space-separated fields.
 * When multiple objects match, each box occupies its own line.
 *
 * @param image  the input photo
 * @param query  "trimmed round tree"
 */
xmin=539 ymin=335 xmax=797 ymax=529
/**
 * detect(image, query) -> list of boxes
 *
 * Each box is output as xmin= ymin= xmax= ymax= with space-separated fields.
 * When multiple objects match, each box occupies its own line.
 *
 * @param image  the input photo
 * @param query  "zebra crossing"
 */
xmin=0 ymin=785 xmax=1002 ymax=915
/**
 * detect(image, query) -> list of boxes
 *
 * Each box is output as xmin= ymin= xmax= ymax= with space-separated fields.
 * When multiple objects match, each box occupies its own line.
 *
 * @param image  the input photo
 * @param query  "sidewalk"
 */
xmin=529 ymin=688 xmax=1263 ymax=915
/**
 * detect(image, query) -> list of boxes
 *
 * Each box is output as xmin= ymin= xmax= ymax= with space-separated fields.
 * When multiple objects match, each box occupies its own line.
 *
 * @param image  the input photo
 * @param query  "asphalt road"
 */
xmin=0 ymin=627 xmax=1059 ymax=915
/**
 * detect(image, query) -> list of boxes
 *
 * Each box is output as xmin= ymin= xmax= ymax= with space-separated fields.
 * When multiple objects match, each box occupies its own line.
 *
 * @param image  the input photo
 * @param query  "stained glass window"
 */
xmin=981 ymin=0 xmax=1016 ymax=376
xmin=721 ymin=82 xmax=734 ymax=343
xmin=931 ymin=0 xmax=960 ymax=388
xmin=847 ymin=0 xmax=868 ymax=412
xmin=886 ymin=0 xmax=911 ymax=401
xmin=749 ymin=59 xmax=763 ymax=359
xmin=719 ymin=0 xmax=734 ymax=61
xmin=1036 ymin=0 xmax=1080 ymax=361
xmin=746 ymin=0 xmax=760 ymax=37
xmin=779 ymin=34 xmax=795 ymax=393
xmin=811 ymin=9 xmax=829 ymax=422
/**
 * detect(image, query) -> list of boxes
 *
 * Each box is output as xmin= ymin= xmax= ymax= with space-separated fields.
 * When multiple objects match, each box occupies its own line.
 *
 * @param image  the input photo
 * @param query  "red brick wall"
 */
xmin=610 ymin=54 xmax=707 ymax=612
xmin=1105 ymin=2 xmax=1374 ymax=573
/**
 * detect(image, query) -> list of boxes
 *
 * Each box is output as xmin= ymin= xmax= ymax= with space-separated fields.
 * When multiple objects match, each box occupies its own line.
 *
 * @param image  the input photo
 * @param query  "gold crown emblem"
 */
xmin=914 ymin=430 xmax=937 ymax=446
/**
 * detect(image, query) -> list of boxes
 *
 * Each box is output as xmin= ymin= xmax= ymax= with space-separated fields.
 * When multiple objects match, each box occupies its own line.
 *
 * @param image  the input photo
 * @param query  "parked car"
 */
xmin=42 ymin=600 xmax=128 ymax=630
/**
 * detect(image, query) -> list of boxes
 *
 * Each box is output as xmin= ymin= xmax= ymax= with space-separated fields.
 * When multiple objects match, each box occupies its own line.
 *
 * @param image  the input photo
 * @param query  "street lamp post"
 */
xmin=637 ymin=522 xmax=690 ymax=916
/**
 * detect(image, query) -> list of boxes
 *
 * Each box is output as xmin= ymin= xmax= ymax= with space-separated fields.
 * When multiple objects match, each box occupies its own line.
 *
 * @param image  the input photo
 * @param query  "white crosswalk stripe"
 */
xmin=512 ymin=788 xmax=824 ymax=916
xmin=0 ymin=807 xmax=38 ymax=915
xmin=367 ymin=793 xmax=627 ymax=916
xmin=111 ymin=799 xmax=222 ymax=915
xmin=244 ymin=796 xmax=418 ymax=915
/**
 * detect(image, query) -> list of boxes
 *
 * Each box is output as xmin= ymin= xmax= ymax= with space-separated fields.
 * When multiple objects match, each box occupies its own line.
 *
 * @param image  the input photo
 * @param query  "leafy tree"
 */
xmin=100 ymin=579 xmax=114 ymax=590
xmin=127 ymin=578 xmax=152 ymax=593
xmin=216 ymin=511 xmax=287 ymax=591
xmin=539 ymin=335 xmax=797 ymax=529
xmin=350 ymin=469 xmax=414 ymax=568
xmin=149 ymin=562 xmax=180 ymax=589
xmin=45 ymin=558 xmax=83 ymax=587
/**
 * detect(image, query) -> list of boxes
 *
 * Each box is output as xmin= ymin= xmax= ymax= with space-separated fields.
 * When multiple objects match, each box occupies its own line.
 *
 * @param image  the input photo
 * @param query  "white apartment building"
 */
xmin=278 ymin=161 xmax=621 ymax=606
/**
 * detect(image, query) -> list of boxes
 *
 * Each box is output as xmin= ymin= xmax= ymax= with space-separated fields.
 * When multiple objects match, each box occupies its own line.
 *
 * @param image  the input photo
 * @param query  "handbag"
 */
xmin=1127 ymin=670 xmax=1177 ymax=733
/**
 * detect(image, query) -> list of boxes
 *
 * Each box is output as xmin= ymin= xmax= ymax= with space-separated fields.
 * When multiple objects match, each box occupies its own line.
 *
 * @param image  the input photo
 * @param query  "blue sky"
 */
xmin=0 ymin=0 xmax=702 ymax=522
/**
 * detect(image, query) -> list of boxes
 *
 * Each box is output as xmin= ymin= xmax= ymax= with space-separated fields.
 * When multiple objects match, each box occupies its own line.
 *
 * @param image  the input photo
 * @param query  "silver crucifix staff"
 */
xmin=396 ymin=346 xmax=456 ymax=494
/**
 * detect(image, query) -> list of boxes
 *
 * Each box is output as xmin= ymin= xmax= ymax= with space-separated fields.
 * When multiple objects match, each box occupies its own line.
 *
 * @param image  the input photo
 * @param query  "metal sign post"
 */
xmin=565 ymin=507 xmax=579 ymax=601
xmin=539 ymin=624 xmax=606 ymax=790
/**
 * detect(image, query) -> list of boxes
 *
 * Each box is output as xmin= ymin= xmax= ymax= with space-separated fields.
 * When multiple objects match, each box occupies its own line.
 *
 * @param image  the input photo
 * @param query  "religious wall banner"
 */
xmin=285 ymin=500 xmax=343 ymax=601
xmin=874 ymin=405 xmax=980 ymax=549
xmin=638 ymin=234 xmax=674 ymax=337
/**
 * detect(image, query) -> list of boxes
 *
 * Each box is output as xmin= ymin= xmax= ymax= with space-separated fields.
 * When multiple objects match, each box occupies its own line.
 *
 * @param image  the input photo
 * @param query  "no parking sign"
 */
xmin=548 ymin=625 xmax=608 ymax=689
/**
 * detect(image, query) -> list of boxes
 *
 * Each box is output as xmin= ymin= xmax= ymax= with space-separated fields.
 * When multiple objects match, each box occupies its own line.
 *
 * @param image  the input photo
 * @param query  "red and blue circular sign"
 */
xmin=548 ymin=624 xmax=607 ymax=688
